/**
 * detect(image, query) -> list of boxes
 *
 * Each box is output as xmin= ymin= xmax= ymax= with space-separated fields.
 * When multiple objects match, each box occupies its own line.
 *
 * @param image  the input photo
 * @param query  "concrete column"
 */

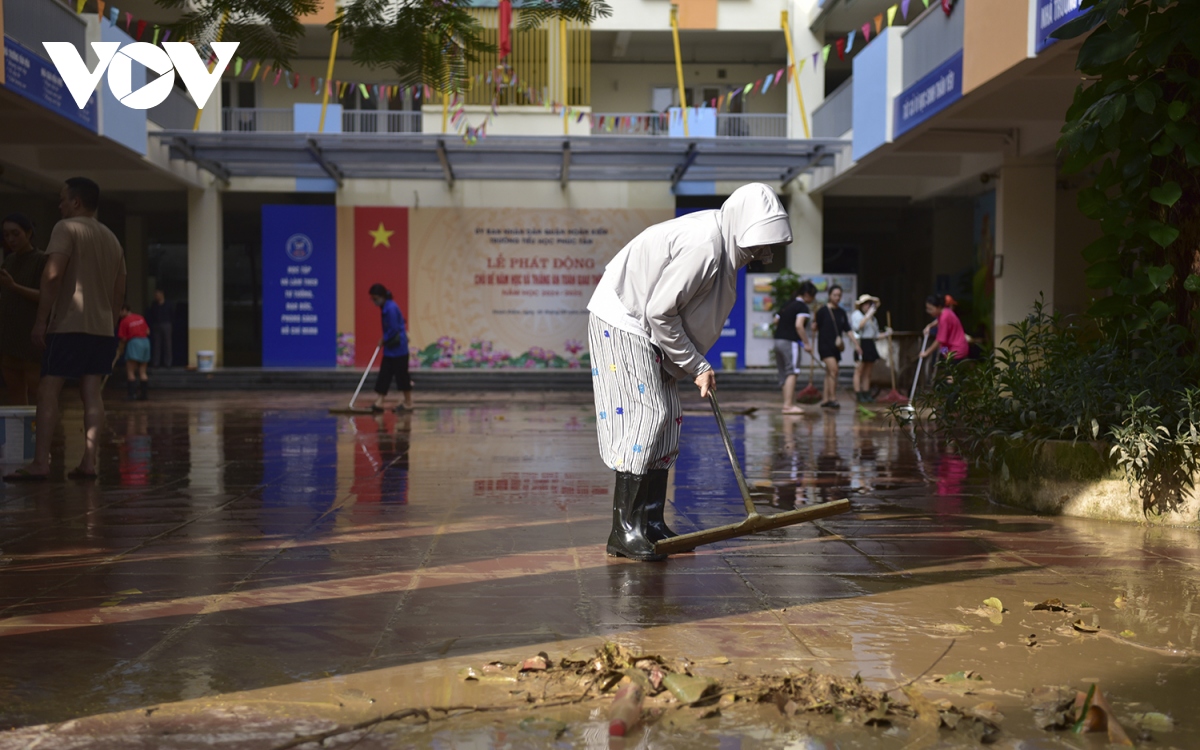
xmin=785 ymin=185 xmax=822 ymax=274
xmin=124 ymin=215 xmax=146 ymax=313
xmin=187 ymin=185 xmax=223 ymax=366
xmin=787 ymin=0 xmax=824 ymax=140
xmin=994 ymin=159 xmax=1056 ymax=342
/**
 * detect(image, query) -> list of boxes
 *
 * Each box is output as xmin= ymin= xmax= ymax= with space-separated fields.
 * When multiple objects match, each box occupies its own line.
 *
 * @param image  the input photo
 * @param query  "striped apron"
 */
xmin=588 ymin=313 xmax=682 ymax=474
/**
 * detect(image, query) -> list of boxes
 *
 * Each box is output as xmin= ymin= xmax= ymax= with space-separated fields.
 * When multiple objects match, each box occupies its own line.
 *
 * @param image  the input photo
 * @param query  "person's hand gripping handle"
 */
xmin=695 ymin=369 xmax=716 ymax=399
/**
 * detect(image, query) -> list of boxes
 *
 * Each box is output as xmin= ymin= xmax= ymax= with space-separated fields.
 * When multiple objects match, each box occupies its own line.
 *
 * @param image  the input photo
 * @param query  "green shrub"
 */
xmin=920 ymin=298 xmax=1200 ymax=515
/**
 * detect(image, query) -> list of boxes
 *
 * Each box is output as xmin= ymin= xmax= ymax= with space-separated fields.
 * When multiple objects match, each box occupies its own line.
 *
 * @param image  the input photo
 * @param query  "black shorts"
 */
xmin=42 ymin=333 xmax=118 ymax=378
xmin=817 ymin=343 xmax=840 ymax=361
xmin=374 ymin=355 xmax=411 ymax=395
xmin=855 ymin=339 xmax=880 ymax=363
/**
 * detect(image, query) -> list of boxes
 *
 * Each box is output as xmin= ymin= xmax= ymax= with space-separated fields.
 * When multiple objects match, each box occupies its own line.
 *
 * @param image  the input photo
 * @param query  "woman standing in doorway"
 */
xmin=813 ymin=285 xmax=860 ymax=409
xmin=0 ymin=214 xmax=47 ymax=405
xmin=368 ymin=283 xmax=413 ymax=413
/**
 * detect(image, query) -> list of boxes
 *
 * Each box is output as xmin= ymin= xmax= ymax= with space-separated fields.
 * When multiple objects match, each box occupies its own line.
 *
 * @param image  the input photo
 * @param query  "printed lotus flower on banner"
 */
xmin=415 ymin=338 xmax=590 ymax=369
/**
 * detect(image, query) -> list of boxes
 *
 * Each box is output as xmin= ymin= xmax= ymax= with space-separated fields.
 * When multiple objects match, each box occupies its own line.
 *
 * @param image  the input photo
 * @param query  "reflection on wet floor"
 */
xmin=1 ymin=392 xmax=1198 ymax=748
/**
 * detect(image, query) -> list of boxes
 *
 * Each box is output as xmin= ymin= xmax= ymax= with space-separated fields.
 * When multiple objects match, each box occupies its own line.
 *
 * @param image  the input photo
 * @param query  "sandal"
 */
xmin=67 ymin=468 xmax=98 ymax=481
xmin=4 ymin=468 xmax=48 ymax=482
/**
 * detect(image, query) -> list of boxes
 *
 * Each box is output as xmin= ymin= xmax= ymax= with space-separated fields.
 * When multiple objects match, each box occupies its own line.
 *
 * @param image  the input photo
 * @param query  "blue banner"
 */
xmin=2 ymin=37 xmax=97 ymax=132
xmin=260 ymin=411 xmax=338 ymax=536
xmin=894 ymin=50 xmax=963 ymax=139
xmin=261 ymin=204 xmax=337 ymax=367
xmin=1035 ymin=0 xmax=1086 ymax=53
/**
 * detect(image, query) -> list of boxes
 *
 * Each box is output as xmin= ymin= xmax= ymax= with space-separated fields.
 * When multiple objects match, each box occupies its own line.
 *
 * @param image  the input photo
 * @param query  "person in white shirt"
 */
xmin=851 ymin=294 xmax=889 ymax=403
xmin=587 ymin=184 xmax=792 ymax=561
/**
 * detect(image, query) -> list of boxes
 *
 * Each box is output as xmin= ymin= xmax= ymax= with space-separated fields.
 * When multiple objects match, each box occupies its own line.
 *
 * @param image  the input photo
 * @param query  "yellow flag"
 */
xmin=75 ymin=0 xmax=86 ymax=13
xmin=887 ymin=5 xmax=898 ymax=25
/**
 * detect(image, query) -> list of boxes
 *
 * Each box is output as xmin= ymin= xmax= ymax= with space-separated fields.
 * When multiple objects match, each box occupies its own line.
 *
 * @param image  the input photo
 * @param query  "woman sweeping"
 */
xmin=368 ymin=283 xmax=413 ymax=413
xmin=587 ymin=183 xmax=792 ymax=561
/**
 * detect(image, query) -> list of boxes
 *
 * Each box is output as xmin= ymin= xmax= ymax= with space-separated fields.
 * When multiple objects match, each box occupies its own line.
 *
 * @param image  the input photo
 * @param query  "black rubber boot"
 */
xmin=126 ymin=381 xmax=137 ymax=401
xmin=138 ymin=380 xmax=149 ymax=401
xmin=645 ymin=468 xmax=695 ymax=553
xmin=606 ymin=471 xmax=667 ymax=562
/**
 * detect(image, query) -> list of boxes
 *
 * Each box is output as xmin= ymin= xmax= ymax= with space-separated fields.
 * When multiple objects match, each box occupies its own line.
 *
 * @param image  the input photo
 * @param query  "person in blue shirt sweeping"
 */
xmin=368 ymin=283 xmax=413 ymax=413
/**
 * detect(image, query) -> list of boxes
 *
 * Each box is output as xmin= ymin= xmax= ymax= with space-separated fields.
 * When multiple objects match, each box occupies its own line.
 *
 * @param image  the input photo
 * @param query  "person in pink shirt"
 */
xmin=920 ymin=294 xmax=970 ymax=362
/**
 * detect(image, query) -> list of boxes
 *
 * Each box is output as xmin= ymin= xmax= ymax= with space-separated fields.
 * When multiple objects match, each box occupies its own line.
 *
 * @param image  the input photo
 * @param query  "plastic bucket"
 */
xmin=196 ymin=351 xmax=215 ymax=372
xmin=720 ymin=352 xmax=738 ymax=371
xmin=0 ymin=406 xmax=36 ymax=463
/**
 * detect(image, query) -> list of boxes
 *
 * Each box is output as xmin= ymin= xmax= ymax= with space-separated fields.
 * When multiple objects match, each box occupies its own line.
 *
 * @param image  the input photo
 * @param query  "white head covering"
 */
xmin=718 ymin=183 xmax=793 ymax=268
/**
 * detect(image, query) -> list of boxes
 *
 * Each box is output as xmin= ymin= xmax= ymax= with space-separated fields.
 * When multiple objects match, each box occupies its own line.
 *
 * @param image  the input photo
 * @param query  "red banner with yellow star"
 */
xmin=354 ymin=206 xmax=409 ymax=367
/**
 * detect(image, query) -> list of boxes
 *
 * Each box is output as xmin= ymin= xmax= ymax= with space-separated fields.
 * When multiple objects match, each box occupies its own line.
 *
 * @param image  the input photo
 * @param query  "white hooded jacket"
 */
xmin=588 ymin=184 xmax=792 ymax=379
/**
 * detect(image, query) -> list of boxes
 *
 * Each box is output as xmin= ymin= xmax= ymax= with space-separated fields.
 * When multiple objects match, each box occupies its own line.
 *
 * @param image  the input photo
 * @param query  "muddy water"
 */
xmin=0 ymin=391 xmax=1196 ymax=748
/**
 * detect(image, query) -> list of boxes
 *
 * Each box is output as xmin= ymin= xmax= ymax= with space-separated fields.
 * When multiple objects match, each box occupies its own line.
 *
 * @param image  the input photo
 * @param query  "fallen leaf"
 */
xmin=520 ymin=653 xmax=549 ymax=672
xmin=1072 ymin=620 xmax=1100 ymax=634
xmin=1119 ymin=630 xmax=1136 ymax=638
xmin=983 ymin=597 xmax=1004 ymax=612
xmin=1078 ymin=601 xmax=1094 ymax=609
xmin=969 ymin=701 xmax=1004 ymax=724
xmin=1113 ymin=596 xmax=1127 ymax=609
xmin=662 ymin=673 xmax=717 ymax=705
xmin=1134 ymin=712 xmax=1174 ymax=732
xmin=458 ymin=666 xmax=480 ymax=681
xmin=1032 ymin=598 xmax=1069 ymax=612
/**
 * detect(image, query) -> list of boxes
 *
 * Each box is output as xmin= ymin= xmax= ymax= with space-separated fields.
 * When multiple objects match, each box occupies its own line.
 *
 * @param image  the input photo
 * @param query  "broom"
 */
xmin=795 ymin=345 xmax=822 ymax=403
xmin=875 ymin=312 xmax=908 ymax=404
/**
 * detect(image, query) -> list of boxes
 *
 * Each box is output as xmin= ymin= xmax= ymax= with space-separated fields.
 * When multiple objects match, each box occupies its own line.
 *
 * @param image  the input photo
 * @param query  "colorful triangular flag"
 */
xmin=233 ymin=57 xmax=243 ymax=76
xmin=901 ymin=0 xmax=912 ymax=17
xmin=761 ymin=74 xmax=774 ymax=93
xmin=875 ymin=13 xmax=884 ymax=33
xmin=161 ymin=29 xmax=170 ymax=42
xmin=135 ymin=19 xmax=145 ymax=39
xmin=862 ymin=22 xmax=871 ymax=43
xmin=846 ymin=29 xmax=856 ymax=53
xmin=835 ymin=37 xmax=845 ymax=61
xmin=97 ymin=0 xmax=105 ymax=20
xmin=822 ymin=45 xmax=831 ymax=64
xmin=887 ymin=4 xmax=898 ymax=25
xmin=152 ymin=26 xmax=161 ymax=45
xmin=75 ymin=0 xmax=86 ymax=13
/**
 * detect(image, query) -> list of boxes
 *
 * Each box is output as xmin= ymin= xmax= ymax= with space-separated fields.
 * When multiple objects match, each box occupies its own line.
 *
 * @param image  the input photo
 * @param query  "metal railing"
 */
xmin=812 ymin=77 xmax=853 ymax=138
xmin=4 ymin=0 xmax=86 ymax=59
xmin=342 ymin=110 xmax=423 ymax=133
xmin=222 ymin=108 xmax=293 ymax=132
xmin=716 ymin=113 xmax=787 ymax=138
xmin=590 ymin=113 xmax=670 ymax=136
xmin=591 ymin=112 xmax=786 ymax=138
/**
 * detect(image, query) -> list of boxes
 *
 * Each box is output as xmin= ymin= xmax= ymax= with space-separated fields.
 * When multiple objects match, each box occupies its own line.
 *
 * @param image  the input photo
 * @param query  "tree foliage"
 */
xmin=158 ymin=0 xmax=613 ymax=92
xmin=1054 ymin=0 xmax=1200 ymax=341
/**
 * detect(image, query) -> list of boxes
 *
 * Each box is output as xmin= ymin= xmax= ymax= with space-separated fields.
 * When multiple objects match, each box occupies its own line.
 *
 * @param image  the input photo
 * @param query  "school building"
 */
xmin=0 ymin=0 xmax=1092 ymax=369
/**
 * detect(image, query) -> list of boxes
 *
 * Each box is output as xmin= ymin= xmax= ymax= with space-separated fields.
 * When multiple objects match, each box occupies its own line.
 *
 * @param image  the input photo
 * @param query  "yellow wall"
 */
xmin=962 ymin=0 xmax=1029 ymax=95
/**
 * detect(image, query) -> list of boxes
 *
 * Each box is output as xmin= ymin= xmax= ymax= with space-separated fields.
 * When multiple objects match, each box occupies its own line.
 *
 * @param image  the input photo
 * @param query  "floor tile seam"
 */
xmin=366 ymin=500 xmax=461 ymax=662
xmin=715 ymin=547 xmax=829 ymax=663
xmin=0 ymin=475 xmax=192 ymax=549
xmin=0 ymin=482 xmax=267 ymax=619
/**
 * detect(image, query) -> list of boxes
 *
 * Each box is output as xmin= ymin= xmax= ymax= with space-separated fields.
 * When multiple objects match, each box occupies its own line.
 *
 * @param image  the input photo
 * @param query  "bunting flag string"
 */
xmin=67 ymin=0 xmax=929 ymax=145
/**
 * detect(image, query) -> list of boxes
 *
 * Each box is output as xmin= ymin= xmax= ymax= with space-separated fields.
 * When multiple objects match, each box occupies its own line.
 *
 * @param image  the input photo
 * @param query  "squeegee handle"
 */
xmin=709 ymin=392 xmax=757 ymax=516
xmin=909 ymin=331 xmax=928 ymax=403
xmin=349 ymin=345 xmax=382 ymax=409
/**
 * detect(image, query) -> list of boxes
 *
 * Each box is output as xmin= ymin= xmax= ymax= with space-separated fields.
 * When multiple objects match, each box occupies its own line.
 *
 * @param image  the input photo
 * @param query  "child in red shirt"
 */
xmin=118 ymin=304 xmax=151 ymax=401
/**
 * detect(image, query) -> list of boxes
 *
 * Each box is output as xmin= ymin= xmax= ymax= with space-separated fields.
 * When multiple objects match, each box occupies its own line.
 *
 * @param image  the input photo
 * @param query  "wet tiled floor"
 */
xmin=1 ymin=390 xmax=1198 ymax=748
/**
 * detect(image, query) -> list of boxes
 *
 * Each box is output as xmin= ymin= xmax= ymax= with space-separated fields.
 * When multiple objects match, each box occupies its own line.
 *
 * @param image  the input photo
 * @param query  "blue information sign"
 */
xmin=894 ymin=50 xmax=963 ymax=138
xmin=2 ymin=37 xmax=97 ymax=132
xmin=262 ymin=205 xmax=337 ymax=367
xmin=1035 ymin=0 xmax=1086 ymax=53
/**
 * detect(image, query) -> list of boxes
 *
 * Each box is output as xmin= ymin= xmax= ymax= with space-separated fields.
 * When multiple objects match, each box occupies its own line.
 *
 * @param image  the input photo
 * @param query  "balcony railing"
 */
xmin=4 ymin=0 xmax=86 ymax=60
xmin=591 ymin=112 xmax=787 ymax=138
xmin=812 ymin=77 xmax=853 ymax=138
xmin=716 ymin=113 xmax=787 ymax=138
xmin=342 ymin=110 xmax=423 ymax=133
xmin=222 ymin=108 xmax=293 ymax=132
xmin=902 ymin=1 xmax=964 ymax=90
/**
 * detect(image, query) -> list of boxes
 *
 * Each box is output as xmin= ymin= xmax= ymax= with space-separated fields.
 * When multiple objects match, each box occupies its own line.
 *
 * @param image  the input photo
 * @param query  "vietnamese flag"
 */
xmin=499 ymin=0 xmax=513 ymax=61
xmin=354 ymin=207 xmax=409 ymax=367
